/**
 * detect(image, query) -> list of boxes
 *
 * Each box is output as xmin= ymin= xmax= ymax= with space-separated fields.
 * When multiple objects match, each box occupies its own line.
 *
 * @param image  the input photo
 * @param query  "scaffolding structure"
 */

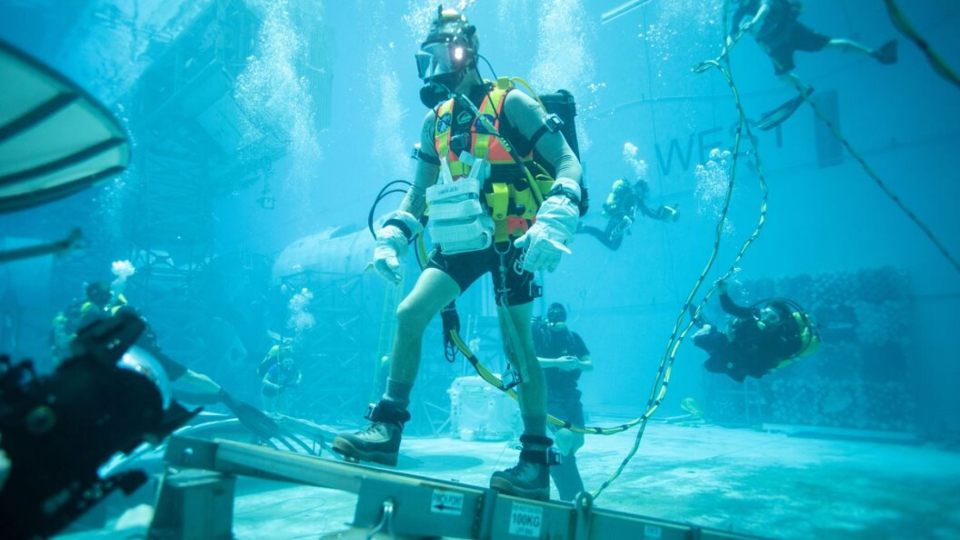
xmin=120 ymin=0 xmax=332 ymax=366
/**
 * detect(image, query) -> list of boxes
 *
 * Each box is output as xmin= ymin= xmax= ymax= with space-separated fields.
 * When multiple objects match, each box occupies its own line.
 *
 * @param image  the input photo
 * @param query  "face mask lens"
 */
xmin=416 ymin=42 xmax=458 ymax=81
xmin=760 ymin=308 xmax=780 ymax=326
xmin=415 ymin=50 xmax=436 ymax=80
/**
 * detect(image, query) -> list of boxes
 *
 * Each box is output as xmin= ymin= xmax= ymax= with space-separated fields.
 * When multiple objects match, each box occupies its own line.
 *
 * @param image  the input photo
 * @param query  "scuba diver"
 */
xmin=110 ymin=304 xmax=225 ymax=401
xmin=333 ymin=7 xmax=584 ymax=501
xmin=260 ymin=355 xmax=303 ymax=414
xmin=50 ymin=281 xmax=218 ymax=395
xmin=50 ymin=281 xmax=308 ymax=447
xmin=693 ymin=280 xmax=820 ymax=382
xmin=51 ymin=281 xmax=126 ymax=364
xmin=727 ymin=0 xmax=898 ymax=130
xmin=579 ymin=178 xmax=678 ymax=250
xmin=258 ymin=338 xmax=294 ymax=378
xmin=531 ymin=303 xmax=593 ymax=502
xmin=107 ymin=304 xmax=315 ymax=451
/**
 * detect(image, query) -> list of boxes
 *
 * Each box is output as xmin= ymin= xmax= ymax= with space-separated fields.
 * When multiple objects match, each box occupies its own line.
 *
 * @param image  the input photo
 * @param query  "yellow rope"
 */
xmin=883 ymin=0 xmax=960 ymax=90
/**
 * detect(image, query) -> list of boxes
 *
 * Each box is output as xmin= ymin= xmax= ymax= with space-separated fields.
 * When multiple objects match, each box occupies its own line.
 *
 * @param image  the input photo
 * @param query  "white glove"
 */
xmin=372 ymin=211 xmax=421 ymax=284
xmin=514 ymin=177 xmax=581 ymax=272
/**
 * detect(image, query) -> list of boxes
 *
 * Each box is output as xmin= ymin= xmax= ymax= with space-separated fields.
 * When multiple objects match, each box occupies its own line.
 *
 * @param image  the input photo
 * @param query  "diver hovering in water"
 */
xmin=730 ymin=0 xmax=897 ymax=77
xmin=693 ymin=280 xmax=820 ymax=382
xmin=727 ymin=0 xmax=898 ymax=129
xmin=579 ymin=178 xmax=677 ymax=251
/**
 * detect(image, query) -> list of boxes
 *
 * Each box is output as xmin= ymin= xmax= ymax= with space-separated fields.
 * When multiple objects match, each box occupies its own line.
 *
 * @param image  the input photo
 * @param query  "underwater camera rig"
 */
xmin=0 ymin=311 xmax=196 ymax=539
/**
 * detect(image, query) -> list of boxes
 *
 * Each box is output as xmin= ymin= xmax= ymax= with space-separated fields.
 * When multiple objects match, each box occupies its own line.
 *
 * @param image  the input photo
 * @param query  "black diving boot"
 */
xmin=489 ymin=435 xmax=554 ymax=501
xmin=332 ymin=400 xmax=410 ymax=466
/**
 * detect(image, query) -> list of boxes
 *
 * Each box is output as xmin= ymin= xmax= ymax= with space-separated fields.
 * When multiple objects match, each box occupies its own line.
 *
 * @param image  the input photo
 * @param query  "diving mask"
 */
xmin=416 ymin=42 xmax=469 ymax=82
xmin=755 ymin=306 xmax=782 ymax=330
xmin=546 ymin=303 xmax=567 ymax=329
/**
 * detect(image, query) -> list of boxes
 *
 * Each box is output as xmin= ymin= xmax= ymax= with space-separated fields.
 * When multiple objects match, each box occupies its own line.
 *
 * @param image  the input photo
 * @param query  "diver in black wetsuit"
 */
xmin=531 ymin=303 xmax=592 ymax=501
xmin=693 ymin=281 xmax=820 ymax=382
xmin=579 ymin=178 xmax=678 ymax=251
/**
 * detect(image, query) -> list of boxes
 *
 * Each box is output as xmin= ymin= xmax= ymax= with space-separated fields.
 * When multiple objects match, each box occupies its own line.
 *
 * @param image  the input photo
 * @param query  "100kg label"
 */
xmin=508 ymin=503 xmax=543 ymax=537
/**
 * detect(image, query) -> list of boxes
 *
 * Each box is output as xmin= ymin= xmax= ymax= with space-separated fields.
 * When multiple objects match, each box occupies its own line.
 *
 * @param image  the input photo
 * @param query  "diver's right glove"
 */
xmin=372 ymin=211 xmax=422 ymax=284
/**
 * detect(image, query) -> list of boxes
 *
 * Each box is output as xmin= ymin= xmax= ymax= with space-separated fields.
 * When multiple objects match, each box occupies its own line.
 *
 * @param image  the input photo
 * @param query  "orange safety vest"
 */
xmin=432 ymin=85 xmax=553 ymax=242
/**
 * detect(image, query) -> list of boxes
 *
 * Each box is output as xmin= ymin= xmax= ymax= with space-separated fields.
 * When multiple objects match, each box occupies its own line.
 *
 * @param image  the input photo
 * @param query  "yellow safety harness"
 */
xmin=432 ymin=78 xmax=554 ymax=243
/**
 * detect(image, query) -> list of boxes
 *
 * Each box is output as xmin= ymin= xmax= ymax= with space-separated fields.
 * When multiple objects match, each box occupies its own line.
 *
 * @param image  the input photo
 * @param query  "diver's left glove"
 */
xmin=514 ymin=177 xmax=581 ymax=272
xmin=372 ymin=211 xmax=422 ymax=284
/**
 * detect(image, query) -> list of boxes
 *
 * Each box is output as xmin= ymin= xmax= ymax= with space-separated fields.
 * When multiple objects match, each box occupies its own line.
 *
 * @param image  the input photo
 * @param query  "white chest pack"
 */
xmin=425 ymin=153 xmax=494 ymax=255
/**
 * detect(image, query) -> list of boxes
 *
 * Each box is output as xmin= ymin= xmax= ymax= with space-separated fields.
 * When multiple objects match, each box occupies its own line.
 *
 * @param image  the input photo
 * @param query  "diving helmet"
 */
xmin=416 ymin=7 xmax=479 ymax=105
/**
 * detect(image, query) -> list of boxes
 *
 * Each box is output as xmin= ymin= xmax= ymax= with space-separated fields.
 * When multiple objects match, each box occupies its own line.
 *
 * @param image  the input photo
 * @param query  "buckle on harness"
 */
xmin=502 ymin=367 xmax=522 ymax=391
xmin=529 ymin=282 xmax=542 ymax=299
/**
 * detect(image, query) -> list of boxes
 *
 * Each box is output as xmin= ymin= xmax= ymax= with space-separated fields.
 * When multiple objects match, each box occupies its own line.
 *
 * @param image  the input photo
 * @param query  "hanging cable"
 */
xmin=586 ymin=0 xmax=959 ymax=498
xmin=784 ymin=77 xmax=960 ymax=274
xmin=883 ymin=0 xmax=960 ymax=90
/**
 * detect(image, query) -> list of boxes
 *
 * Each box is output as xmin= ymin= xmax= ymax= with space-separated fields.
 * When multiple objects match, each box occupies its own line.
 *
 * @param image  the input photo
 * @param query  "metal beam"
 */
xmin=160 ymin=436 xmax=767 ymax=540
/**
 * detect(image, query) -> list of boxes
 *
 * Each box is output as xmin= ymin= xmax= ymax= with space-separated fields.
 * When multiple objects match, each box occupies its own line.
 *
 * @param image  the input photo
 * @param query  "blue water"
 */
xmin=1 ymin=0 xmax=959 ymax=537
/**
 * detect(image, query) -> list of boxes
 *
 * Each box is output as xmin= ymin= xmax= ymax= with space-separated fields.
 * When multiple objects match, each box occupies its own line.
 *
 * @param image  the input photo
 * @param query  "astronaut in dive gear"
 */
xmin=333 ymin=7 xmax=584 ymax=502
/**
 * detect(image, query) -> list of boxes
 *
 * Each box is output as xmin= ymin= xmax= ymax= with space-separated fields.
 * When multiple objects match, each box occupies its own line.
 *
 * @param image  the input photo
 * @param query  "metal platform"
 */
xmin=154 ymin=436 xmax=765 ymax=540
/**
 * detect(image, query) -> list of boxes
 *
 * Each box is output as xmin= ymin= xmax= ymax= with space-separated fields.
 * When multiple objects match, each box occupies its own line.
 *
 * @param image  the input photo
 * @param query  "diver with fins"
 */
xmin=55 ymin=280 xmax=314 ymax=453
xmin=579 ymin=177 xmax=677 ymax=251
xmin=726 ymin=0 xmax=898 ymax=130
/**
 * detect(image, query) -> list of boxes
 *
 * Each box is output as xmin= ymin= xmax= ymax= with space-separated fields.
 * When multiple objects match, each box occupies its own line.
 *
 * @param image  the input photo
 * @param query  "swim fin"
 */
xmin=872 ymin=40 xmax=898 ymax=65
xmin=755 ymin=86 xmax=815 ymax=131
xmin=217 ymin=389 xmax=315 ymax=454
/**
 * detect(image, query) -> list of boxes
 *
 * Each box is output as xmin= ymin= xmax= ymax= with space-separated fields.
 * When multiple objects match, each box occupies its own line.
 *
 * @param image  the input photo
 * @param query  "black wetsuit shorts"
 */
xmin=426 ymin=241 xmax=540 ymax=306
xmin=764 ymin=21 xmax=831 ymax=74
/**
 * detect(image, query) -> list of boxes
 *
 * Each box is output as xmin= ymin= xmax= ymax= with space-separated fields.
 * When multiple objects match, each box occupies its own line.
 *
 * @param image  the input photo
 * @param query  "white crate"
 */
xmin=448 ymin=375 xmax=521 ymax=441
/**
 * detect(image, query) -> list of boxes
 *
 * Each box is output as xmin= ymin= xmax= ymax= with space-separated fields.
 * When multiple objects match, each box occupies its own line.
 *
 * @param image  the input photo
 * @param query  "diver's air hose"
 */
xmin=398 ymin=90 xmax=655 ymax=435
xmin=368 ymin=179 xmax=413 ymax=239
xmin=420 ymin=84 xmax=665 ymax=435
